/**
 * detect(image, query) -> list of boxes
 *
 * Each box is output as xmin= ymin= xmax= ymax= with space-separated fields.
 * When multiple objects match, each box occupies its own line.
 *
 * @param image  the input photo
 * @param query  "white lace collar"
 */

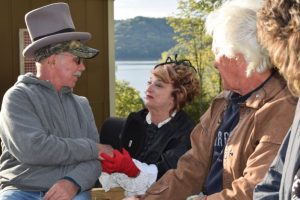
xmin=145 ymin=111 xmax=177 ymax=128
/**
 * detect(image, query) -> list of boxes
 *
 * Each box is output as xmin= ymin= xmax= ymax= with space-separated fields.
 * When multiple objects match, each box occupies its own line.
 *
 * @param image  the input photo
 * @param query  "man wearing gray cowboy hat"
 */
xmin=0 ymin=2 xmax=113 ymax=200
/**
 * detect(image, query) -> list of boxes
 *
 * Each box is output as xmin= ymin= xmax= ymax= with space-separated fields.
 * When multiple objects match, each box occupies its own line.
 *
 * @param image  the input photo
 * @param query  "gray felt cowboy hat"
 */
xmin=23 ymin=2 xmax=98 ymax=58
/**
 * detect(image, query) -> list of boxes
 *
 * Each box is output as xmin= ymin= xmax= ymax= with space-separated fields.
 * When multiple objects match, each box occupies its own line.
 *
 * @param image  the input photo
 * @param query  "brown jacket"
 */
xmin=141 ymin=72 xmax=297 ymax=200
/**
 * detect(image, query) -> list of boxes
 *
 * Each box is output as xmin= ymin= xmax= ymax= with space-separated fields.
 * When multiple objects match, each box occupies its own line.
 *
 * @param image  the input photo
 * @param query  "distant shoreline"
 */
xmin=115 ymin=17 xmax=175 ymax=62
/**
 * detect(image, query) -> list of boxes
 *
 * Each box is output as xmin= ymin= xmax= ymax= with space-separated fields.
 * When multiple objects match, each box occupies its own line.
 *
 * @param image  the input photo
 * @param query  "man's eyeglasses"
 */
xmin=61 ymin=53 xmax=83 ymax=65
xmin=73 ymin=56 xmax=83 ymax=65
xmin=154 ymin=54 xmax=197 ymax=73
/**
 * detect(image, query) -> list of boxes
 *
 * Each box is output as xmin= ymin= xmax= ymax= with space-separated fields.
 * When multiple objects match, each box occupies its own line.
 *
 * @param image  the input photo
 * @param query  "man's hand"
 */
xmin=44 ymin=179 xmax=79 ymax=200
xmin=97 ymin=143 xmax=114 ymax=160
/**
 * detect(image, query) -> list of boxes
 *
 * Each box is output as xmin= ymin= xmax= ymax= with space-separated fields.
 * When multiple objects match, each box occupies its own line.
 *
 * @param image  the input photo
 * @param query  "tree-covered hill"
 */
xmin=115 ymin=16 xmax=176 ymax=60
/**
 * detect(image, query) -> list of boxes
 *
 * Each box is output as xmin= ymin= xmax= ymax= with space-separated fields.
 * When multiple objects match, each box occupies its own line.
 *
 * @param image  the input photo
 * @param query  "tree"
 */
xmin=115 ymin=80 xmax=144 ymax=118
xmin=165 ymin=0 xmax=222 ymax=120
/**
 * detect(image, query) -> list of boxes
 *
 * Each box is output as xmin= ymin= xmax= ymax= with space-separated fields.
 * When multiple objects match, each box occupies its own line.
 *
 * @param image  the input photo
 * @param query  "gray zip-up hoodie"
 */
xmin=0 ymin=73 xmax=100 ymax=192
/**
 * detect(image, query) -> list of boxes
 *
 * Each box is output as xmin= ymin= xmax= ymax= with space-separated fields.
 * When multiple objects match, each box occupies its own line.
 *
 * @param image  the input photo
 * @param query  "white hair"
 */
xmin=205 ymin=0 xmax=271 ymax=76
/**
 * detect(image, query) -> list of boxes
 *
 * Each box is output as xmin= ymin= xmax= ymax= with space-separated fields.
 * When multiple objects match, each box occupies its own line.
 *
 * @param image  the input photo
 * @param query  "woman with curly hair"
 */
xmin=98 ymin=55 xmax=200 ymax=196
xmin=254 ymin=0 xmax=300 ymax=199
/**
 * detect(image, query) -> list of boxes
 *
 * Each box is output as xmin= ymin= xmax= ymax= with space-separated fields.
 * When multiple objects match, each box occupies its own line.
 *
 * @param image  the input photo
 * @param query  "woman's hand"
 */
xmin=100 ymin=148 xmax=140 ymax=177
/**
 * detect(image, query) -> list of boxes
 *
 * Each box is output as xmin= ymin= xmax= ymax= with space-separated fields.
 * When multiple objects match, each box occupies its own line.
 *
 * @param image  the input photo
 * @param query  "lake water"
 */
xmin=115 ymin=60 xmax=159 ymax=97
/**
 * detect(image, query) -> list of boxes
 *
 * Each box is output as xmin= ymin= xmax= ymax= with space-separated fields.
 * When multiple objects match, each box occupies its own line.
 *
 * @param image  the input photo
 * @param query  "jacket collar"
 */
xmin=215 ymin=71 xmax=287 ymax=109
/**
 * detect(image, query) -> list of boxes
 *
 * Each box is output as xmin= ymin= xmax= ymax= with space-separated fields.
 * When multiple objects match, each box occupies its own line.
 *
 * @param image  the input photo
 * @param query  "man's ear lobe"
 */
xmin=47 ymin=55 xmax=56 ymax=65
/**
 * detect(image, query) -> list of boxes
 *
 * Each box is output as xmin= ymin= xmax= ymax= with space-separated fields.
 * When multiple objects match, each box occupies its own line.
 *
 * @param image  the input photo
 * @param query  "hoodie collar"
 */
xmin=16 ymin=73 xmax=72 ymax=94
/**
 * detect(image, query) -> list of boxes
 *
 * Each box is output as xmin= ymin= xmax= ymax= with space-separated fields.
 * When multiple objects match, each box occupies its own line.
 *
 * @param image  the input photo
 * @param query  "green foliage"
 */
xmin=115 ymin=17 xmax=176 ymax=60
xmin=164 ymin=0 xmax=222 ymax=120
xmin=115 ymin=80 xmax=144 ymax=118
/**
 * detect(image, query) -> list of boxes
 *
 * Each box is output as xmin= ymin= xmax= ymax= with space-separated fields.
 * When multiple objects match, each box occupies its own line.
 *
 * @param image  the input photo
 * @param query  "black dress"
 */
xmin=120 ymin=108 xmax=195 ymax=179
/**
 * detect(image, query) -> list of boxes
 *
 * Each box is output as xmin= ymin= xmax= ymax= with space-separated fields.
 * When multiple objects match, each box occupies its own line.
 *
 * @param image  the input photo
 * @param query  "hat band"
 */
xmin=33 ymin=28 xmax=75 ymax=41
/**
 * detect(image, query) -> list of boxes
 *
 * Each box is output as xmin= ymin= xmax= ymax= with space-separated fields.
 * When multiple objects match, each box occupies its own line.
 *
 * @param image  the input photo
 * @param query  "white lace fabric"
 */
xmin=99 ymin=159 xmax=158 ymax=197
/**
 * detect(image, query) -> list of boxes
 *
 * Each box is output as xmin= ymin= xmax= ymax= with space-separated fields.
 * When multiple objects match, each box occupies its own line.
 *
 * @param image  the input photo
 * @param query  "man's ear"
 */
xmin=235 ymin=53 xmax=247 ymax=66
xmin=46 ymin=54 xmax=56 ymax=65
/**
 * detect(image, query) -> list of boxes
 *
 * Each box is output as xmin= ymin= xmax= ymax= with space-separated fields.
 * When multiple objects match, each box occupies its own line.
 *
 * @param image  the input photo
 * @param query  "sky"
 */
xmin=114 ymin=0 xmax=179 ymax=20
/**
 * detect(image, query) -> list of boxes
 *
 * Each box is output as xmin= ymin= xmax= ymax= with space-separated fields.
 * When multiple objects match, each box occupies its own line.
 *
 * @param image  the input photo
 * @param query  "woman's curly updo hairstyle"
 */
xmin=152 ymin=56 xmax=200 ymax=113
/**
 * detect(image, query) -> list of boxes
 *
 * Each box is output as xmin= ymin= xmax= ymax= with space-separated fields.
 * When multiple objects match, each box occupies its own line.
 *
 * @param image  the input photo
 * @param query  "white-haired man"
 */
xmin=123 ymin=0 xmax=297 ymax=199
xmin=0 ymin=3 xmax=113 ymax=200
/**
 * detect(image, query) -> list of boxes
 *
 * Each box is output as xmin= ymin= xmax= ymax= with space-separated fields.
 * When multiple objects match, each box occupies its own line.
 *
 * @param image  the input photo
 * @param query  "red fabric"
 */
xmin=100 ymin=148 xmax=140 ymax=177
